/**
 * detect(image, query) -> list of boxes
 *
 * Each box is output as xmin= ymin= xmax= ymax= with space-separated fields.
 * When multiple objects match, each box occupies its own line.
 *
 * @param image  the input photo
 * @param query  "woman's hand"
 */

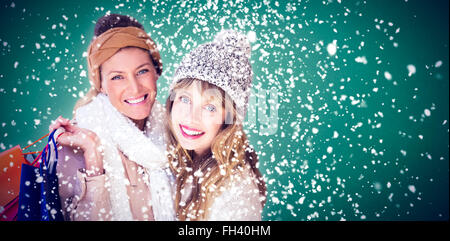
xmin=49 ymin=116 xmax=104 ymax=176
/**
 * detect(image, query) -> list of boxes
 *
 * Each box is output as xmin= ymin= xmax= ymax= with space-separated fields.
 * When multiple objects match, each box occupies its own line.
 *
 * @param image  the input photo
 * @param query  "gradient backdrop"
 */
xmin=0 ymin=0 xmax=448 ymax=220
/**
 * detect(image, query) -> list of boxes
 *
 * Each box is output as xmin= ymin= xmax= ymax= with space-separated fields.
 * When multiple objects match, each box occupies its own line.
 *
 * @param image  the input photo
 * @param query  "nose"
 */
xmin=189 ymin=104 xmax=203 ymax=124
xmin=128 ymin=74 xmax=140 ymax=93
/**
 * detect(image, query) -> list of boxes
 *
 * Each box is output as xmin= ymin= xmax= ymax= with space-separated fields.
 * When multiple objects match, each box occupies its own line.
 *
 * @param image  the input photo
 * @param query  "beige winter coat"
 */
xmin=56 ymin=145 xmax=155 ymax=221
xmin=57 ymin=95 xmax=175 ymax=221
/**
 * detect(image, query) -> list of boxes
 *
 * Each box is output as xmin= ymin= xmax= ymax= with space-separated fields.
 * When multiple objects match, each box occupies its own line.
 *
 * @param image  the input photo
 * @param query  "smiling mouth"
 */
xmin=179 ymin=124 xmax=205 ymax=139
xmin=124 ymin=94 xmax=148 ymax=105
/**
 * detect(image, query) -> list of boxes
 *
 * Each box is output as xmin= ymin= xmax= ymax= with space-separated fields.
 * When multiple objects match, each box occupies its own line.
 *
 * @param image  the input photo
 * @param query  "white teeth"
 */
xmin=126 ymin=96 xmax=145 ymax=104
xmin=181 ymin=126 xmax=203 ymax=136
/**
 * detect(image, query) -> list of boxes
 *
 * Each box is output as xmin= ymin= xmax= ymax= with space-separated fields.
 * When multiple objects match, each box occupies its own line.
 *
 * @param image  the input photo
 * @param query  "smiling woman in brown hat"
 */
xmin=49 ymin=14 xmax=175 ymax=221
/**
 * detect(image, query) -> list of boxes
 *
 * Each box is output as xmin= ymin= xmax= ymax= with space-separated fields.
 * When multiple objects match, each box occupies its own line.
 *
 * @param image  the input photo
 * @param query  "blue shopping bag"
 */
xmin=17 ymin=129 xmax=64 ymax=221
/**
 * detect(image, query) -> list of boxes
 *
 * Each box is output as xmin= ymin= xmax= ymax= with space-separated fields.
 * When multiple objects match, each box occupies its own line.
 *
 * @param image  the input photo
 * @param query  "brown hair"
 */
xmin=165 ymin=78 xmax=266 ymax=220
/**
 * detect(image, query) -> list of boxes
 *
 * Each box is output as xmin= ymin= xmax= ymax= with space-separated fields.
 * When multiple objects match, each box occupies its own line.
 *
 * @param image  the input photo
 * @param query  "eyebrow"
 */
xmin=106 ymin=62 xmax=152 ymax=76
xmin=204 ymin=96 xmax=221 ymax=106
xmin=177 ymin=90 xmax=192 ymax=97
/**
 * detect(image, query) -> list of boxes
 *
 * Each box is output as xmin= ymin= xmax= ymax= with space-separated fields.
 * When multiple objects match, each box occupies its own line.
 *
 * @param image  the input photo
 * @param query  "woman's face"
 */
xmin=100 ymin=47 xmax=157 ymax=121
xmin=171 ymin=82 xmax=225 ymax=157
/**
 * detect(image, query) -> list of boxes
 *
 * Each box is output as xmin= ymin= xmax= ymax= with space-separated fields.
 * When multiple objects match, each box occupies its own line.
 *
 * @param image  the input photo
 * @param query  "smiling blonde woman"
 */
xmin=165 ymin=30 xmax=267 ymax=221
xmin=49 ymin=14 xmax=175 ymax=221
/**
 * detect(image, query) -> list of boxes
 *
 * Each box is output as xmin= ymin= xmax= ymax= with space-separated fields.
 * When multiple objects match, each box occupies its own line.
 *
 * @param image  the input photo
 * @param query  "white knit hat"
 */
xmin=171 ymin=29 xmax=253 ymax=119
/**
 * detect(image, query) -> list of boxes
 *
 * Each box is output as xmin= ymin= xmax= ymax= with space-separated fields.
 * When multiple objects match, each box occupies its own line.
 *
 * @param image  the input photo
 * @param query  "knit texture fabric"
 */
xmin=171 ymin=30 xmax=253 ymax=119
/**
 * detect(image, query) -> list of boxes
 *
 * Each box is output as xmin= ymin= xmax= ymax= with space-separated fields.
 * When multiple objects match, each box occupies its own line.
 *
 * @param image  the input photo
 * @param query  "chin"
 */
xmin=125 ymin=106 xmax=153 ymax=120
xmin=128 ymin=112 xmax=151 ymax=120
xmin=177 ymin=137 xmax=196 ymax=151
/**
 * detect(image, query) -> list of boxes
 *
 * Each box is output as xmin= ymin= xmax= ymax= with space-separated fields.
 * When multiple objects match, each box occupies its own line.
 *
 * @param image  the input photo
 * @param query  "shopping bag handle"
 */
xmin=29 ymin=128 xmax=64 ymax=167
xmin=30 ymin=144 xmax=48 ymax=167
xmin=41 ymin=131 xmax=54 ymax=167
xmin=22 ymin=133 xmax=50 ymax=155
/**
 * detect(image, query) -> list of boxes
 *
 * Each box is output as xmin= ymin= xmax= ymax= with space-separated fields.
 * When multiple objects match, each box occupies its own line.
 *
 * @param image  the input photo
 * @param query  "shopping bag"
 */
xmin=0 ymin=197 xmax=19 ymax=221
xmin=0 ymin=145 xmax=29 ymax=221
xmin=17 ymin=129 xmax=64 ymax=221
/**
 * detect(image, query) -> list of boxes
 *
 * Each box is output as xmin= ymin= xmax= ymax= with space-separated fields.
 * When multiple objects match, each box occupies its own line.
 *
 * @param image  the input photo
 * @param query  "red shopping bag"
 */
xmin=0 ymin=133 xmax=50 ymax=221
xmin=1 ymin=197 xmax=19 ymax=221
xmin=0 ymin=145 xmax=28 ymax=221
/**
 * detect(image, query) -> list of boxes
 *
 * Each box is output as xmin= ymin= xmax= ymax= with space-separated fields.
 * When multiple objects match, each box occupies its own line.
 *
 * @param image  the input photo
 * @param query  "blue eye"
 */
xmin=138 ymin=69 xmax=149 ymax=75
xmin=111 ymin=75 xmax=123 ymax=81
xmin=180 ymin=95 xmax=191 ymax=104
xmin=205 ymin=104 xmax=217 ymax=112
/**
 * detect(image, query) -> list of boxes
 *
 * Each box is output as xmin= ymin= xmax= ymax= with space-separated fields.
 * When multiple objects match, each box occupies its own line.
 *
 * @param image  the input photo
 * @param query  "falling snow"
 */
xmin=384 ymin=71 xmax=392 ymax=80
xmin=0 ymin=0 xmax=448 ymax=222
xmin=355 ymin=56 xmax=368 ymax=65
xmin=326 ymin=40 xmax=337 ymax=56
xmin=407 ymin=64 xmax=416 ymax=77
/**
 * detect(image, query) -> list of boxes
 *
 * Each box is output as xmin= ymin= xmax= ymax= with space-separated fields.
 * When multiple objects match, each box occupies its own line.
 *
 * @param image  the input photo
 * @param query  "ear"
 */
xmin=98 ymin=67 xmax=106 ymax=94
xmin=99 ymin=80 xmax=107 ymax=95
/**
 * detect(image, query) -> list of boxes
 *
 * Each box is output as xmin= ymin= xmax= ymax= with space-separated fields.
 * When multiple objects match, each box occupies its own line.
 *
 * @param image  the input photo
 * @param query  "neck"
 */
xmin=193 ymin=149 xmax=212 ymax=165
xmin=131 ymin=118 xmax=147 ymax=131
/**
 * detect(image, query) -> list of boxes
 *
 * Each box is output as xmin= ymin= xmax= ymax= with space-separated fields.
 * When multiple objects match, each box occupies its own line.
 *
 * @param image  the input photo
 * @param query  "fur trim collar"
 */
xmin=75 ymin=93 xmax=175 ymax=220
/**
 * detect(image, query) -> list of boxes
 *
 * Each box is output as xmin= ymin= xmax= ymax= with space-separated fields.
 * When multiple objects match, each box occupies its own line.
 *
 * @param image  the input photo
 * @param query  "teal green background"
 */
xmin=0 ymin=0 xmax=448 ymax=220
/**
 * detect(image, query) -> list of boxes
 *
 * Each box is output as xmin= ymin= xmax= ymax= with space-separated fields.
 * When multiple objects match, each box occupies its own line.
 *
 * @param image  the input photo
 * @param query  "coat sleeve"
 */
xmin=56 ymin=145 xmax=113 ymax=221
xmin=70 ymin=169 xmax=113 ymax=221
xmin=207 ymin=168 xmax=263 ymax=221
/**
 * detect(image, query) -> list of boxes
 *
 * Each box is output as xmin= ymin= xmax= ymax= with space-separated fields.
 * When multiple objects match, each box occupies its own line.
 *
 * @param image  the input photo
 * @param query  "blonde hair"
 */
xmin=165 ymin=78 xmax=266 ymax=220
xmin=72 ymin=88 xmax=99 ymax=117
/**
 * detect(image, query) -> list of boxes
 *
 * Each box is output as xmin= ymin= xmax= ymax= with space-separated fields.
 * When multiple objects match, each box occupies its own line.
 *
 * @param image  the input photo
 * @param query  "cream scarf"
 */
xmin=75 ymin=93 xmax=175 ymax=220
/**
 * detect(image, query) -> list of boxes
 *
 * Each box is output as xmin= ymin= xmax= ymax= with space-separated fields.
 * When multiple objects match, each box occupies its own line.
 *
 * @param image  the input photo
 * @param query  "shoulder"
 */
xmin=222 ymin=164 xmax=262 ymax=201
xmin=207 ymin=164 xmax=263 ymax=221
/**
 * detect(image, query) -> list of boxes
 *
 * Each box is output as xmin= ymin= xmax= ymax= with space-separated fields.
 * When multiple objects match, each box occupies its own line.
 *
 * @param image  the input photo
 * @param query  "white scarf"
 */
xmin=75 ymin=93 xmax=175 ymax=220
